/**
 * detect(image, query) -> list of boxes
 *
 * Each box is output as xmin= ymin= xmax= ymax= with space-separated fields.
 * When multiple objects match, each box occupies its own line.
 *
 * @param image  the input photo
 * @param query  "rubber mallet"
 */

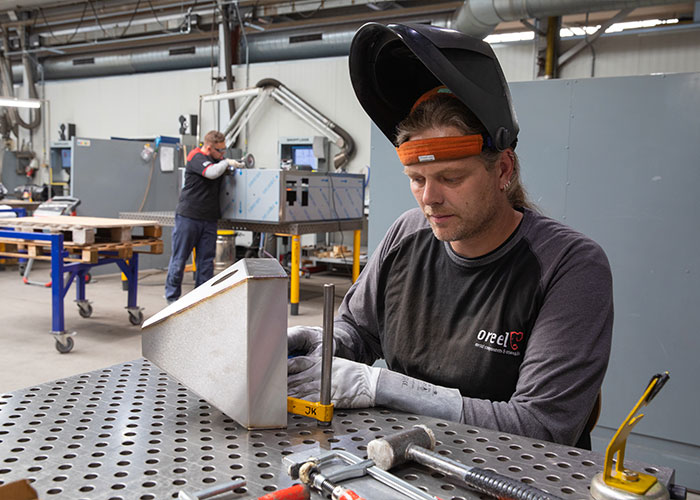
xmin=367 ymin=425 xmax=564 ymax=500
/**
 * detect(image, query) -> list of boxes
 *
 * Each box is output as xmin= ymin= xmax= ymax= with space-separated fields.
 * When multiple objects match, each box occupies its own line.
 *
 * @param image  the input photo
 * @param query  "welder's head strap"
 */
xmin=396 ymin=135 xmax=484 ymax=166
xmin=410 ymin=85 xmax=458 ymax=114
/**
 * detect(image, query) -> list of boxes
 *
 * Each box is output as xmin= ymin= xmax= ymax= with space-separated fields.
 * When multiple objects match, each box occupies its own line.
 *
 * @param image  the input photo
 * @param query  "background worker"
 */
xmin=287 ymin=23 xmax=614 ymax=449
xmin=165 ymin=130 xmax=239 ymax=304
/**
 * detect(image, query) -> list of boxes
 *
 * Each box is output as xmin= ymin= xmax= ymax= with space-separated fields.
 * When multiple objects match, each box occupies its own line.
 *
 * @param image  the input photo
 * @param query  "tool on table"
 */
xmin=590 ymin=372 xmax=671 ymax=500
xmin=252 ymin=483 xmax=310 ymax=499
xmin=287 ymin=283 xmax=335 ymax=425
xmin=298 ymin=461 xmax=367 ymax=500
xmin=178 ymin=478 xmax=246 ymax=500
xmin=368 ymin=425 xmax=564 ymax=500
xmin=285 ymin=449 xmax=439 ymax=500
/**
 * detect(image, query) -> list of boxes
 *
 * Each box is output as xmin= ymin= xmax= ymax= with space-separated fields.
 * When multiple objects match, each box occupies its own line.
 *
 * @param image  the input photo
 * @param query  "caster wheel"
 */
xmin=84 ymin=272 xmax=92 ymax=284
xmin=55 ymin=337 xmax=74 ymax=354
xmin=78 ymin=302 xmax=93 ymax=318
xmin=18 ymin=263 xmax=26 ymax=276
xmin=128 ymin=310 xmax=144 ymax=326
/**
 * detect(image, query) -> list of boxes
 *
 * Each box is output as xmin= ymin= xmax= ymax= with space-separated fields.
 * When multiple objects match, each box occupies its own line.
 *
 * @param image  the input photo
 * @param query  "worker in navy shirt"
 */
xmin=165 ymin=130 xmax=239 ymax=303
xmin=287 ymin=23 xmax=613 ymax=449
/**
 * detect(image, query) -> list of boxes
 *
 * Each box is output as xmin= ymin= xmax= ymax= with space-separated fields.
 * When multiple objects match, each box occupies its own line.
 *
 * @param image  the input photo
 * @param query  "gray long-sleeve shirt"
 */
xmin=335 ymin=207 xmax=613 ymax=445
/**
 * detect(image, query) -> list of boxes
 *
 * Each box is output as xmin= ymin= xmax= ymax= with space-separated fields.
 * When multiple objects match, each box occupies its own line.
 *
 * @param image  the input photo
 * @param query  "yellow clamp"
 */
xmin=603 ymin=372 xmax=670 ymax=494
xmin=287 ymin=397 xmax=333 ymax=423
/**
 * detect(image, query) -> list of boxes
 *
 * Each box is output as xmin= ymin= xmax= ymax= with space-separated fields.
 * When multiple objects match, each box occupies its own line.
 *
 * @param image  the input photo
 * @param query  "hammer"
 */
xmin=367 ymin=425 xmax=564 ymax=500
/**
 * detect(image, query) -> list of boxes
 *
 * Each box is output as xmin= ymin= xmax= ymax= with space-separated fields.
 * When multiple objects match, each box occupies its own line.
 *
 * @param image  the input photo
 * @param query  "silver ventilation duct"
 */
xmin=452 ymin=0 xmax=685 ymax=38
xmin=8 ymin=0 xmax=687 ymax=81
xmin=15 ymin=42 xmax=219 ymax=81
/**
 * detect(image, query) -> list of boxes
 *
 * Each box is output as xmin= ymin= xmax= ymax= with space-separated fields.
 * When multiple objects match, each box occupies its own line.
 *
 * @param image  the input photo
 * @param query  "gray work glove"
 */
xmin=288 ymin=356 xmax=381 ymax=409
xmin=287 ymin=325 xmax=329 ymax=357
xmin=226 ymin=158 xmax=243 ymax=173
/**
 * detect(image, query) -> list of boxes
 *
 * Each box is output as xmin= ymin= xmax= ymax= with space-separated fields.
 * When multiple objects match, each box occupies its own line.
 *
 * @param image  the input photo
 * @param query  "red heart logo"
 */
xmin=509 ymin=331 xmax=524 ymax=351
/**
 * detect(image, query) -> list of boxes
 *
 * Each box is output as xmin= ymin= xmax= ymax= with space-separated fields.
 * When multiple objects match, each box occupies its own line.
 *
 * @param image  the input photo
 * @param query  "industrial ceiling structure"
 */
xmin=0 ymin=0 xmax=694 ymax=81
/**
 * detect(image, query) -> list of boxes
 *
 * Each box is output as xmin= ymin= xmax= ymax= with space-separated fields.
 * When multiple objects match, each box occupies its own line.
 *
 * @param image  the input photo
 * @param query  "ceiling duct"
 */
xmin=7 ymin=0 xmax=688 ymax=81
xmin=244 ymin=16 xmax=450 ymax=64
xmin=451 ymin=0 xmax=685 ymax=38
xmin=12 ymin=42 xmax=218 ymax=81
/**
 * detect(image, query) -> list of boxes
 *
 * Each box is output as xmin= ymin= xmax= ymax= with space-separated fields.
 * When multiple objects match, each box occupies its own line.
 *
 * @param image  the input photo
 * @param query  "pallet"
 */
xmin=0 ymin=236 xmax=163 ymax=264
xmin=1 ymin=216 xmax=162 ymax=246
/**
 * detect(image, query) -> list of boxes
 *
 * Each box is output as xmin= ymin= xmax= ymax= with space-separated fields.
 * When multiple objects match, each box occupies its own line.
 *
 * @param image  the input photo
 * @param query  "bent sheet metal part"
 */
xmin=142 ymin=258 xmax=288 ymax=429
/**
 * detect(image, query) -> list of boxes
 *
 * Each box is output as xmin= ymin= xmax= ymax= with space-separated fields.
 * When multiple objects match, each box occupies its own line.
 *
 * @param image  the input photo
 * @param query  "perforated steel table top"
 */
xmin=0 ymin=359 xmax=673 ymax=500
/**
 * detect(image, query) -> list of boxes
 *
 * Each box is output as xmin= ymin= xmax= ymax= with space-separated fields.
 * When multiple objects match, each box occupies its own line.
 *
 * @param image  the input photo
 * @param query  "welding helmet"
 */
xmin=349 ymin=22 xmax=518 ymax=150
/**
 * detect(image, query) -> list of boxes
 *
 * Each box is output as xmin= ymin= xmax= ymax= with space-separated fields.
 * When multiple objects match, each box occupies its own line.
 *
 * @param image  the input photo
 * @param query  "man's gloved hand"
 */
xmin=225 ymin=158 xmax=243 ymax=174
xmin=287 ymin=325 xmax=328 ymax=357
xmin=288 ymin=356 xmax=381 ymax=409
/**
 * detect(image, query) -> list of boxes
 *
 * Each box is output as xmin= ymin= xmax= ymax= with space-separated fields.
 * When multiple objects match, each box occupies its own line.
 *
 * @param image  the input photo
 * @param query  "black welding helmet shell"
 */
xmin=349 ymin=22 xmax=519 ymax=150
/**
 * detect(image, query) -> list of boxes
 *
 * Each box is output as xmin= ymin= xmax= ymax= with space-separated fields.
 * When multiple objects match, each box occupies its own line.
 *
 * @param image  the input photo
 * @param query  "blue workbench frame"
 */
xmin=0 ymin=228 xmax=141 ymax=351
xmin=0 ymin=207 xmax=27 ymax=217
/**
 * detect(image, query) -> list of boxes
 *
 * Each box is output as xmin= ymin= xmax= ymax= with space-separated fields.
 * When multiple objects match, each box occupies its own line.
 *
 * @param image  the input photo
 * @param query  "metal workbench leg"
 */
xmin=352 ymin=229 xmax=361 ymax=283
xmin=50 ymin=233 xmax=75 ymax=353
xmin=75 ymin=268 xmax=86 ymax=301
xmin=74 ymin=265 xmax=93 ymax=319
xmin=290 ymin=235 xmax=300 ymax=315
xmin=118 ymin=254 xmax=144 ymax=325
xmin=49 ymin=233 xmax=66 ymax=336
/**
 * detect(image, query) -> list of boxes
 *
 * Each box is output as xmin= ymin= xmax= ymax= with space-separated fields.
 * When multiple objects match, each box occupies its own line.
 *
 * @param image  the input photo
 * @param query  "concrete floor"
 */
xmin=0 ymin=260 xmax=353 ymax=394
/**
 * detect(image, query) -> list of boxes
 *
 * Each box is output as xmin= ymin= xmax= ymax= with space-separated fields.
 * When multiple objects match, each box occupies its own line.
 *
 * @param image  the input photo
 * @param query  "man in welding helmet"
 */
xmin=288 ymin=23 xmax=613 ymax=449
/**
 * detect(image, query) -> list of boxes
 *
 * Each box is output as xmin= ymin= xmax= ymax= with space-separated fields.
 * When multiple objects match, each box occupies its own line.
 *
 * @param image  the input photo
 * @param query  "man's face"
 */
xmin=207 ymin=141 xmax=226 ymax=160
xmin=403 ymin=126 xmax=504 ymax=252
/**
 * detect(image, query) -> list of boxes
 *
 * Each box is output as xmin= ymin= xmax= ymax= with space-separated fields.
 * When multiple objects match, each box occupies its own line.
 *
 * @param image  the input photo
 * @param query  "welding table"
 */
xmin=0 ymin=358 xmax=675 ymax=500
xmin=120 ymin=211 xmax=365 ymax=315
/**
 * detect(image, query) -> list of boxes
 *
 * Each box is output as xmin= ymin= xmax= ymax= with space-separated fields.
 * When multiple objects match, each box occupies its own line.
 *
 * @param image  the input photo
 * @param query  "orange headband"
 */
xmin=411 ymin=85 xmax=458 ymax=113
xmin=396 ymin=135 xmax=484 ymax=166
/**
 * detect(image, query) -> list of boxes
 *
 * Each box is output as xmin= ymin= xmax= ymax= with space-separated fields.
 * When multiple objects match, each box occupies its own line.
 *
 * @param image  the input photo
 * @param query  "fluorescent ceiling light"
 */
xmin=0 ymin=97 xmax=41 ymax=109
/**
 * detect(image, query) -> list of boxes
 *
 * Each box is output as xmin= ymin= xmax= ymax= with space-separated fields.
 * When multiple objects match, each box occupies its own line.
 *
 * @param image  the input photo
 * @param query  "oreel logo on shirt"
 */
xmin=474 ymin=329 xmax=525 ymax=357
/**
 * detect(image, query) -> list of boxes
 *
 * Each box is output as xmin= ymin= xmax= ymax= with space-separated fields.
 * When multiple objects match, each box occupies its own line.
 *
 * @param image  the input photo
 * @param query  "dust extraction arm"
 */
xmin=199 ymin=79 xmax=355 ymax=171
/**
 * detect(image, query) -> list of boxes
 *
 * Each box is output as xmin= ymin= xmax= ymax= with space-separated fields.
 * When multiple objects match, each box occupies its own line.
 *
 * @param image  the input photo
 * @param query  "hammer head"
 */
xmin=367 ymin=424 xmax=435 ymax=470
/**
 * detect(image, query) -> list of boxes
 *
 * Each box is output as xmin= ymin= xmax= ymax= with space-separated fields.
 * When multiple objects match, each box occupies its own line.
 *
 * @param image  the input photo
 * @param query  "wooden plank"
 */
xmin=108 ymin=226 xmax=132 ymax=243
xmin=5 ymin=215 xmax=159 ymax=228
xmin=143 ymin=225 xmax=162 ymax=238
xmin=0 ymin=235 xmax=163 ymax=263
xmin=81 ymin=248 xmax=98 ymax=264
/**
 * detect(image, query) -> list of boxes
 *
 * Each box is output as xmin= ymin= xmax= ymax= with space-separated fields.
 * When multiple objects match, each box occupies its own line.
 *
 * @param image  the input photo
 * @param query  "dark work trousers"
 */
xmin=165 ymin=213 xmax=217 ymax=302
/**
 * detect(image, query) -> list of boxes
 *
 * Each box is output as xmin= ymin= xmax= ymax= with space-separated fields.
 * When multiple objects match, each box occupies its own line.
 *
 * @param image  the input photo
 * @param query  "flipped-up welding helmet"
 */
xmin=349 ymin=22 xmax=519 ymax=151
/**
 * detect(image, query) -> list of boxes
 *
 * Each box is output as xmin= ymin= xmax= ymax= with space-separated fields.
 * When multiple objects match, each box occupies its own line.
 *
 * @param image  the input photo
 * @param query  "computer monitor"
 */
xmin=292 ymin=145 xmax=317 ymax=170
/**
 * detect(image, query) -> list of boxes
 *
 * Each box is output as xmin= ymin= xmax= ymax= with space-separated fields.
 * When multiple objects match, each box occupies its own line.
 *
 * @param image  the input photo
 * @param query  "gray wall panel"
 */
xmin=509 ymin=79 xmax=574 ymax=219
xmin=368 ymin=124 xmax=414 ymax=252
xmin=72 ymin=138 xmax=180 ymax=272
xmin=563 ymin=74 xmax=700 ymax=448
xmin=368 ymin=73 xmax=700 ymax=488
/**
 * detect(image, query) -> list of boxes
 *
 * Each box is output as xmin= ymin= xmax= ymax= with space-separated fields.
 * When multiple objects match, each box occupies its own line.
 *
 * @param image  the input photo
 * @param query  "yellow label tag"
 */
xmin=287 ymin=397 xmax=333 ymax=422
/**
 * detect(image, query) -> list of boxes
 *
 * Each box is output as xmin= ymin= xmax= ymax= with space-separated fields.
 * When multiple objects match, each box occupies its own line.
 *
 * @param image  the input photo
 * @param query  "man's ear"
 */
xmin=498 ymin=149 xmax=515 ymax=183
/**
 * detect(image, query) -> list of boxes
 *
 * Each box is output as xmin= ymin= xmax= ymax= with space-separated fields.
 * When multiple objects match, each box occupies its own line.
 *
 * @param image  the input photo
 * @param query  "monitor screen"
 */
xmin=292 ymin=146 xmax=317 ymax=170
xmin=61 ymin=149 xmax=71 ymax=168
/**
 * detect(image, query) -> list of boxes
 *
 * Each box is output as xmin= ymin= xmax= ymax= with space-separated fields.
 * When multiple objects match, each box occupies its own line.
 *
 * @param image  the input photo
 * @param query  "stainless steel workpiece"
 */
xmin=0 ymin=359 xmax=674 ymax=500
xmin=142 ymin=258 xmax=288 ymax=430
xmin=319 ymin=283 xmax=335 ymax=422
